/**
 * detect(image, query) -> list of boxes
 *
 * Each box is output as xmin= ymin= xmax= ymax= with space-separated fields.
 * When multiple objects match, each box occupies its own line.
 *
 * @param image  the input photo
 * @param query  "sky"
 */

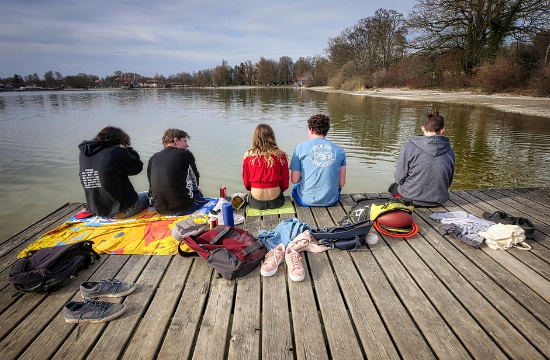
xmin=1 ymin=0 xmax=415 ymax=79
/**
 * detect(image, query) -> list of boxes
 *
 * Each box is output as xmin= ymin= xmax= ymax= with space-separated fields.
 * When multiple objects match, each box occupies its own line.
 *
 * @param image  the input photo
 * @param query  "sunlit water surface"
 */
xmin=1 ymin=88 xmax=549 ymax=241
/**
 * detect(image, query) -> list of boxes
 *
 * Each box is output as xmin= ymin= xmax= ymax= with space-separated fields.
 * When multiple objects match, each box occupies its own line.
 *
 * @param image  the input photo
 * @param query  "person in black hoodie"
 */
xmin=79 ymin=126 xmax=149 ymax=218
xmin=388 ymin=110 xmax=456 ymax=207
xmin=147 ymin=128 xmax=205 ymax=215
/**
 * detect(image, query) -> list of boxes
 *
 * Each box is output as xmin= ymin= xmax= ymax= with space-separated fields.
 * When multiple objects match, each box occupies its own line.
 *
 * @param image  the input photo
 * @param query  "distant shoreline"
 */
xmin=308 ymin=86 xmax=550 ymax=119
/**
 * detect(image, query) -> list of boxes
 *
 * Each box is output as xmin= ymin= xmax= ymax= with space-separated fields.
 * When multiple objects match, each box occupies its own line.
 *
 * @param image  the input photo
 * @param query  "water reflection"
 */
xmin=0 ymin=88 xmax=548 ymax=241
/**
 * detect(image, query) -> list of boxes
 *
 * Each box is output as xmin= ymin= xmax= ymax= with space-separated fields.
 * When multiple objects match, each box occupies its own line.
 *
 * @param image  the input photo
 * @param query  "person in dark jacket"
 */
xmin=389 ymin=110 xmax=456 ymax=207
xmin=78 ymin=126 xmax=149 ymax=218
xmin=147 ymin=129 xmax=205 ymax=215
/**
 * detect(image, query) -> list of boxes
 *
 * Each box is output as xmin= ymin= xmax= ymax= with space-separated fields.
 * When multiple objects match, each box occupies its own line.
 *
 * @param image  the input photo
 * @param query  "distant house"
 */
xmin=296 ymin=75 xmax=312 ymax=87
xmin=114 ymin=78 xmax=134 ymax=88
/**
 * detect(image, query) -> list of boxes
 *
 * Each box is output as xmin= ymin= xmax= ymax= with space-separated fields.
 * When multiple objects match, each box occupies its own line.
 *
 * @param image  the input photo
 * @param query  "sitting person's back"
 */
xmin=290 ymin=114 xmax=347 ymax=207
xmin=78 ymin=126 xmax=149 ymax=218
xmin=148 ymin=129 xmax=205 ymax=215
xmin=242 ymin=124 xmax=289 ymax=210
xmin=390 ymin=110 xmax=455 ymax=206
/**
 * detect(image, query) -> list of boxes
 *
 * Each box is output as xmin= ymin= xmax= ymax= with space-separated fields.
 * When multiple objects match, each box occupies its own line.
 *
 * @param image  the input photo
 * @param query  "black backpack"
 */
xmin=8 ymin=241 xmax=100 ymax=293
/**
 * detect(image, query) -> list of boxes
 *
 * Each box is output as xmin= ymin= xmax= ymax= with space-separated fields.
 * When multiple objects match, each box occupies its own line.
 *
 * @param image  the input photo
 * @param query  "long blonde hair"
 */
xmin=245 ymin=124 xmax=286 ymax=167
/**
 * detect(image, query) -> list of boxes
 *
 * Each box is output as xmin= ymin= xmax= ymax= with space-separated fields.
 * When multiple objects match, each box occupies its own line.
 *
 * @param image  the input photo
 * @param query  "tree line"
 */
xmin=2 ymin=1 xmax=549 ymax=95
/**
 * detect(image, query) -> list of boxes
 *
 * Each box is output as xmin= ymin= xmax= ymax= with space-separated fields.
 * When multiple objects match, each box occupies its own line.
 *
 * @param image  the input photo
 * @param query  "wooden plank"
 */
xmin=429 ymin=195 xmax=550 ymax=328
xmin=156 ymin=260 xmax=213 ymax=359
xmin=227 ymin=212 xmax=262 ymax=360
xmin=325 ymin=195 xmax=400 ymax=359
xmin=0 ymin=253 xmax=108 ymax=360
xmin=493 ymin=188 xmax=550 ymax=221
xmin=121 ymin=256 xmax=193 ymax=360
xmin=291 ymin=205 xmax=330 ymax=360
xmin=506 ymin=188 xmax=550 ymax=212
xmin=260 ymin=213 xmax=295 ymax=360
xmin=0 ymin=203 xmax=84 ymax=283
xmin=414 ymin=207 xmax=550 ymax=356
xmin=451 ymin=190 xmax=550 ymax=300
xmin=351 ymin=246 xmax=436 ymax=359
xmin=307 ymin=206 xmax=364 ymax=359
xmin=190 ymin=272 xmax=235 ymax=359
xmin=371 ymin=234 xmax=471 ymax=359
xmin=84 ymin=255 xmax=173 ymax=359
xmin=19 ymin=255 xmax=141 ymax=360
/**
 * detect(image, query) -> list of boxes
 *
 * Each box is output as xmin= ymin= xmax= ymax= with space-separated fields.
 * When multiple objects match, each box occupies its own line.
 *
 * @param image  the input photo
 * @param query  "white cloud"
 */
xmin=0 ymin=0 xmax=415 ymax=78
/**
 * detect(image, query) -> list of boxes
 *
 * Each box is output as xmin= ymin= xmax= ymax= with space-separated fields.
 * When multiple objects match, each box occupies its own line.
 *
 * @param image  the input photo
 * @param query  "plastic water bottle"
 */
xmin=222 ymin=202 xmax=234 ymax=227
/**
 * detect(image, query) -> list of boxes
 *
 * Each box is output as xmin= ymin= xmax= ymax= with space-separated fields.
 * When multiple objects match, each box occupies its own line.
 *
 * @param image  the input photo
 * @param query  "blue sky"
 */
xmin=1 ymin=0 xmax=415 ymax=78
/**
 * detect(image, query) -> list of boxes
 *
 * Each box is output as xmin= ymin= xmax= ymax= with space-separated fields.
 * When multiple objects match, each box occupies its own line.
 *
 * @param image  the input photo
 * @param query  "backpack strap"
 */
xmin=209 ymin=226 xmax=232 ymax=244
xmin=242 ymin=239 xmax=264 ymax=255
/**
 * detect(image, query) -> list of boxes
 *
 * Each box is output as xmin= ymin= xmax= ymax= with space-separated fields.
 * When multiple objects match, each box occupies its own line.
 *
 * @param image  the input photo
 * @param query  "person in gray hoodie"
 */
xmin=388 ymin=110 xmax=455 ymax=207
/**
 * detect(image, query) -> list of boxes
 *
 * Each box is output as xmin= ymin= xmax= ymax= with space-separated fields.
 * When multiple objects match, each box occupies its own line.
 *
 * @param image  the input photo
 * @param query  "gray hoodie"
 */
xmin=395 ymin=135 xmax=455 ymax=205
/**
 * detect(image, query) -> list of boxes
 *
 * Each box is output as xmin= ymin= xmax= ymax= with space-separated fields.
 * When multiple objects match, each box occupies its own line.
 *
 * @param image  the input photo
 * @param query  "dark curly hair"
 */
xmin=94 ymin=126 xmax=131 ymax=146
xmin=307 ymin=114 xmax=330 ymax=136
xmin=423 ymin=110 xmax=445 ymax=133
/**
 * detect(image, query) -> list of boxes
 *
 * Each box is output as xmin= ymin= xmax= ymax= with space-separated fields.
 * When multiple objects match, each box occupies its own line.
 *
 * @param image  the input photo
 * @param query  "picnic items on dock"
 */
xmin=257 ymin=218 xmax=312 ymax=251
xmin=430 ymin=211 xmax=495 ymax=248
xmin=482 ymin=211 xmax=535 ymax=238
xmin=311 ymin=219 xmax=374 ymax=251
xmin=19 ymin=199 xmax=221 ymax=257
xmin=339 ymin=197 xmax=418 ymax=238
xmin=479 ymin=224 xmax=531 ymax=250
xmin=9 ymin=241 xmax=100 ymax=293
xmin=64 ymin=278 xmax=137 ymax=340
xmin=178 ymin=225 xmax=266 ymax=280
xmin=230 ymin=192 xmax=247 ymax=210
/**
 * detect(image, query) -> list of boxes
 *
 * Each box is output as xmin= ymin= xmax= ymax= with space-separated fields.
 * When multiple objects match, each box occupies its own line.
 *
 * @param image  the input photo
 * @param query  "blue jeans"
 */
xmin=291 ymin=183 xmax=341 ymax=207
xmin=121 ymin=191 xmax=150 ymax=218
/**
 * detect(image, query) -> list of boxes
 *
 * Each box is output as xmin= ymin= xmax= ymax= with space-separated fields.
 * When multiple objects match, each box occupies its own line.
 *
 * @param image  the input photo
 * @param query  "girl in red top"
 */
xmin=242 ymin=124 xmax=289 ymax=210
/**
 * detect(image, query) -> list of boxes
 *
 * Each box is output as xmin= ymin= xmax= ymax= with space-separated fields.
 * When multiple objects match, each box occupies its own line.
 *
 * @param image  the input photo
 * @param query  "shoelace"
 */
xmin=75 ymin=298 xmax=107 ymax=340
xmin=288 ymin=253 xmax=302 ymax=271
xmin=96 ymin=279 xmax=121 ymax=292
xmin=265 ymin=250 xmax=282 ymax=266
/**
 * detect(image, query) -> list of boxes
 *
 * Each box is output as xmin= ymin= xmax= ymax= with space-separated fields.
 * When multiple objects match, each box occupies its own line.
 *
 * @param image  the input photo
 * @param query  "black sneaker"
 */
xmin=483 ymin=211 xmax=535 ymax=238
xmin=80 ymin=279 xmax=136 ymax=299
xmin=63 ymin=298 xmax=126 ymax=324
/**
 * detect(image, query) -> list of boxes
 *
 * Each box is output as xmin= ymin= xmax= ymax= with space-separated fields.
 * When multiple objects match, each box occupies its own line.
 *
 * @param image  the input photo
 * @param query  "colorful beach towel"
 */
xmin=19 ymin=198 xmax=219 ymax=257
xmin=245 ymin=201 xmax=296 ymax=217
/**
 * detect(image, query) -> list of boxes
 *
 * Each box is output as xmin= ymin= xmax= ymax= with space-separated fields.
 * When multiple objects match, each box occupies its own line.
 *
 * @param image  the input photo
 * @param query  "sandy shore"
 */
xmin=309 ymin=86 xmax=550 ymax=119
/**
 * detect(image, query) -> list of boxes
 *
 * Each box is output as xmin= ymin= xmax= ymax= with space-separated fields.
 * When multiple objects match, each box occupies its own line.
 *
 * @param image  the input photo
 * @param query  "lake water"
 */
xmin=1 ymin=88 xmax=549 ymax=241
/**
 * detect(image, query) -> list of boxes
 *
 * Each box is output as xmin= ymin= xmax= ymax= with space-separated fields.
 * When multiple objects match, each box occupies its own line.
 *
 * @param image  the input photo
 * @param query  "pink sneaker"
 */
xmin=260 ymin=244 xmax=285 ymax=276
xmin=285 ymin=246 xmax=305 ymax=282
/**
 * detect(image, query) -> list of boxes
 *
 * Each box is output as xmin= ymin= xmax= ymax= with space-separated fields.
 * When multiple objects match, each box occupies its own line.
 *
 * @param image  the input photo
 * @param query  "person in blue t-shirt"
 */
xmin=290 ymin=114 xmax=347 ymax=207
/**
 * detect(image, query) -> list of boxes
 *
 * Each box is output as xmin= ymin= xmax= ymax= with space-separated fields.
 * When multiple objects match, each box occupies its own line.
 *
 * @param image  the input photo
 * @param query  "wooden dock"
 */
xmin=0 ymin=188 xmax=549 ymax=359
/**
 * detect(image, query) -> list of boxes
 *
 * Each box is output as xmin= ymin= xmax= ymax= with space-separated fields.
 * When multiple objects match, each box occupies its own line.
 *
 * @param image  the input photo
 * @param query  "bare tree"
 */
xmin=327 ymin=9 xmax=407 ymax=74
xmin=255 ymin=57 xmax=278 ymax=84
xmin=278 ymin=56 xmax=294 ymax=85
xmin=408 ymin=0 xmax=550 ymax=71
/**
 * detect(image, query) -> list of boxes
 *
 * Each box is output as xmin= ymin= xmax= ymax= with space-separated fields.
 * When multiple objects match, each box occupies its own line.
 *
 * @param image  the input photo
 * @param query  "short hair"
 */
xmin=424 ymin=110 xmax=445 ymax=133
xmin=162 ymin=129 xmax=190 ymax=145
xmin=94 ymin=126 xmax=131 ymax=146
xmin=307 ymin=114 xmax=330 ymax=136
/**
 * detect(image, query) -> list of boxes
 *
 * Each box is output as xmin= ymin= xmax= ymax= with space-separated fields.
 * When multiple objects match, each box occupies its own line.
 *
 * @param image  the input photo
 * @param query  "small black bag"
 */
xmin=311 ymin=219 xmax=373 ymax=251
xmin=8 ymin=241 xmax=100 ymax=293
